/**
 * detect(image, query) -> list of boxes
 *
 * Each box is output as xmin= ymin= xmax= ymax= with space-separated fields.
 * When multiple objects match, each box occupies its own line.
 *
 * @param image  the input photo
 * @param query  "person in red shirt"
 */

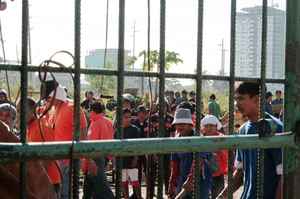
xmin=82 ymin=100 xmax=114 ymax=199
xmin=201 ymin=114 xmax=228 ymax=199
xmin=40 ymin=80 xmax=87 ymax=199
xmin=17 ymin=97 xmax=62 ymax=197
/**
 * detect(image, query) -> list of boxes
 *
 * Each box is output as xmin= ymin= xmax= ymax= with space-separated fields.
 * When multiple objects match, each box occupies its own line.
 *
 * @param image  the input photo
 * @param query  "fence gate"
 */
xmin=0 ymin=0 xmax=300 ymax=199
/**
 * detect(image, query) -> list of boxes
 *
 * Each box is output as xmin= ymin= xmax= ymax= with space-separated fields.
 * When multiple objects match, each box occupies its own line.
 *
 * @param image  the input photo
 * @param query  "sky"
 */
xmin=0 ymin=0 xmax=286 ymax=86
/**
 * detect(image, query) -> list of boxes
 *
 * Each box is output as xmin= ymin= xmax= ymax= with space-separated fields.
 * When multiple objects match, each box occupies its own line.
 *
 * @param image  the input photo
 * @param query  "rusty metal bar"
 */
xmin=283 ymin=0 xmax=300 ymax=198
xmin=71 ymin=0 xmax=82 ymax=198
xmin=257 ymin=1 xmax=268 ymax=198
xmin=227 ymin=0 xmax=236 ymax=198
xmin=194 ymin=0 xmax=204 ymax=198
xmin=157 ymin=0 xmax=166 ymax=198
xmin=115 ymin=0 xmax=126 ymax=198
xmin=20 ymin=0 xmax=29 ymax=198
xmin=0 ymin=64 xmax=286 ymax=83
xmin=0 ymin=133 xmax=295 ymax=162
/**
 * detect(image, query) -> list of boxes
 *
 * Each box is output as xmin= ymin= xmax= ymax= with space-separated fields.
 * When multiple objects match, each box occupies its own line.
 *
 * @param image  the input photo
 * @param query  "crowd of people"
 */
xmin=0 ymin=81 xmax=284 ymax=199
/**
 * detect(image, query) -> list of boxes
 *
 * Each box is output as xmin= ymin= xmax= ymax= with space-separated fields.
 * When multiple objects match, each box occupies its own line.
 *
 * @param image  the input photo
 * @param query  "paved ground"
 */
xmin=79 ymin=173 xmax=243 ymax=198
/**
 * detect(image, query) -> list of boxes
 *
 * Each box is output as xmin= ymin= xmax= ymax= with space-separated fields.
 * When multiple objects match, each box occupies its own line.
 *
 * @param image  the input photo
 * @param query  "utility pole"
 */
xmin=101 ymin=0 xmax=109 ymax=92
xmin=219 ymin=39 xmax=226 ymax=76
xmin=103 ymin=0 xmax=109 ymax=69
xmin=131 ymin=21 xmax=142 ymax=95
xmin=131 ymin=21 xmax=138 ymax=70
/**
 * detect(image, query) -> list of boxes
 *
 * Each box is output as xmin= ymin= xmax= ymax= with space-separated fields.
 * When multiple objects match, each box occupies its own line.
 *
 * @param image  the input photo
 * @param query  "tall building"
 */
xmin=85 ymin=48 xmax=147 ymax=95
xmin=85 ymin=48 xmax=130 ymax=69
xmin=235 ymin=6 xmax=285 ymax=79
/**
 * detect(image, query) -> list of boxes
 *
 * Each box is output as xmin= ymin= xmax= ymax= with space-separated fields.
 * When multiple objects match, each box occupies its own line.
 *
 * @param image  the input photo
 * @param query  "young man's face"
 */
xmin=202 ymin=124 xmax=217 ymax=135
xmin=122 ymin=112 xmax=131 ymax=128
xmin=0 ymin=111 xmax=12 ymax=127
xmin=137 ymin=111 xmax=146 ymax=122
xmin=267 ymin=96 xmax=272 ymax=103
xmin=235 ymin=93 xmax=259 ymax=118
xmin=276 ymin=92 xmax=282 ymax=99
xmin=0 ymin=94 xmax=7 ymax=102
xmin=175 ymin=123 xmax=193 ymax=136
xmin=123 ymin=101 xmax=131 ymax=110
xmin=86 ymin=93 xmax=93 ymax=100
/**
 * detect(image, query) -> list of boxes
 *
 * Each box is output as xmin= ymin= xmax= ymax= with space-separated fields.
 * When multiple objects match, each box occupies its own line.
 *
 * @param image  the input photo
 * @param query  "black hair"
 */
xmin=266 ymin=91 xmax=273 ymax=99
xmin=40 ymin=80 xmax=58 ymax=100
xmin=235 ymin=82 xmax=260 ymax=97
xmin=90 ymin=101 xmax=105 ymax=114
xmin=85 ymin=90 xmax=94 ymax=98
xmin=178 ymin=101 xmax=195 ymax=114
xmin=189 ymin=91 xmax=196 ymax=96
xmin=210 ymin=94 xmax=216 ymax=100
xmin=136 ymin=105 xmax=146 ymax=113
xmin=150 ymin=113 xmax=159 ymax=123
xmin=123 ymin=108 xmax=132 ymax=115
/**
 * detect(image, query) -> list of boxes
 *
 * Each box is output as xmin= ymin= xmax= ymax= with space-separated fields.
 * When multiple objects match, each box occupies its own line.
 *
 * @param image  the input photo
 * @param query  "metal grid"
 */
xmin=0 ymin=0 xmax=299 ymax=199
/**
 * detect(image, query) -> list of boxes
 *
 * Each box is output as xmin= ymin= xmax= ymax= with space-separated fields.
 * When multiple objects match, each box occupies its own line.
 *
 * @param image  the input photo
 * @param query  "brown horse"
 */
xmin=0 ymin=121 xmax=57 ymax=199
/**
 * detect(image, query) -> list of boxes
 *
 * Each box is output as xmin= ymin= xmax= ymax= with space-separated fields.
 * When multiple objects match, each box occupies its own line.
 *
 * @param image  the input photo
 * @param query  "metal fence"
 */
xmin=0 ymin=0 xmax=300 ymax=199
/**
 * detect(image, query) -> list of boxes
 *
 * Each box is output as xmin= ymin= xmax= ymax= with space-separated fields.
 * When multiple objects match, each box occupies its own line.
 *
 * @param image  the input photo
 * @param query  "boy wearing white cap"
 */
xmin=201 ymin=115 xmax=228 ymax=199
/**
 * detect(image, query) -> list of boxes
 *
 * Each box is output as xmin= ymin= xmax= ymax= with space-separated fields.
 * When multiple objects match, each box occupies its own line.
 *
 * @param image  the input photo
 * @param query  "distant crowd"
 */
xmin=0 ymin=81 xmax=284 ymax=199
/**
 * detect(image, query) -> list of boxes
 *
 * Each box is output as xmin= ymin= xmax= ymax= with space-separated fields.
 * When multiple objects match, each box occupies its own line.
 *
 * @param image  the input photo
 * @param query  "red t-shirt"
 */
xmin=27 ymin=118 xmax=61 ymax=184
xmin=208 ymin=131 xmax=228 ymax=177
xmin=87 ymin=113 xmax=114 ymax=140
xmin=53 ymin=101 xmax=87 ymax=141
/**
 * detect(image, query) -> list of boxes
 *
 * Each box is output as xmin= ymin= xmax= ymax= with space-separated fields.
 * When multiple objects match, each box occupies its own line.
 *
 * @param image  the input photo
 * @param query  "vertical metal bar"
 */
xmin=20 ymin=0 xmax=29 ymax=198
xmin=194 ymin=0 xmax=204 ymax=198
xmin=227 ymin=0 xmax=236 ymax=199
xmin=283 ymin=0 xmax=300 ymax=198
xmin=257 ymin=0 xmax=268 ymax=198
xmin=116 ymin=1 xmax=125 ymax=198
xmin=157 ymin=0 xmax=166 ymax=198
xmin=103 ymin=0 xmax=109 ymax=68
xmin=71 ymin=0 xmax=81 ymax=198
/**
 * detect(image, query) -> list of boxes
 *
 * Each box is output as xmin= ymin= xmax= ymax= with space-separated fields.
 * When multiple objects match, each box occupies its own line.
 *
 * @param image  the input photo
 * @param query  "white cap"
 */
xmin=172 ymin=108 xmax=193 ymax=125
xmin=49 ymin=84 xmax=67 ymax=102
xmin=201 ymin=114 xmax=222 ymax=130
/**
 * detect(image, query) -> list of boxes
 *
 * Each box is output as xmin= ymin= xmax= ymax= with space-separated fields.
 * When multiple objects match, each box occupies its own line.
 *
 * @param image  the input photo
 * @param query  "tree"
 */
xmin=137 ymin=50 xmax=183 ymax=72
xmin=132 ymin=50 xmax=183 ymax=98
xmin=85 ymin=62 xmax=117 ymax=96
xmin=86 ymin=75 xmax=116 ymax=96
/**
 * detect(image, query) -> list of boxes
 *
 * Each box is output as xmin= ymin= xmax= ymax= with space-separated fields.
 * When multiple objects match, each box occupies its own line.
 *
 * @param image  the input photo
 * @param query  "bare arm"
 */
xmin=217 ymin=168 xmax=243 ymax=198
xmin=276 ymin=176 xmax=282 ymax=199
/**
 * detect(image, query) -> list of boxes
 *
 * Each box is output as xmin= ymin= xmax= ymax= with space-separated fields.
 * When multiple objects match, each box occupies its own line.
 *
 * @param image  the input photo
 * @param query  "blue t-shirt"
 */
xmin=236 ymin=117 xmax=282 ymax=199
xmin=171 ymin=152 xmax=193 ymax=194
xmin=171 ymin=152 xmax=213 ymax=196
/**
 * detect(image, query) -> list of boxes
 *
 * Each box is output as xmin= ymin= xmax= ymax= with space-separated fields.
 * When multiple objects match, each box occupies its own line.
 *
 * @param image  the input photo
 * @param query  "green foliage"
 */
xmin=85 ymin=62 xmax=116 ymax=96
xmin=86 ymin=75 xmax=116 ymax=96
xmin=136 ymin=50 xmax=183 ymax=72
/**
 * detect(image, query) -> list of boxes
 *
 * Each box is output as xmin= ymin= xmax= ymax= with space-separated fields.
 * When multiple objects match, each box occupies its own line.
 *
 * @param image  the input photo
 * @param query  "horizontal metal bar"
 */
xmin=0 ymin=133 xmax=295 ymax=162
xmin=0 ymin=64 xmax=286 ymax=84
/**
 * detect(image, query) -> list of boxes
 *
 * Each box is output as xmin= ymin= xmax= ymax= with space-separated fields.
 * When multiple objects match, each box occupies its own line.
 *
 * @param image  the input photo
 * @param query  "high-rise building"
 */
xmin=85 ymin=48 xmax=130 ymax=69
xmin=85 ymin=48 xmax=147 ymax=95
xmin=235 ymin=6 xmax=285 ymax=79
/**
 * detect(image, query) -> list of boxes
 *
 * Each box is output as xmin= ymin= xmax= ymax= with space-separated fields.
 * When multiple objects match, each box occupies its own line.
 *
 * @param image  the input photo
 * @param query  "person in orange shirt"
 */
xmin=82 ymin=100 xmax=114 ymax=199
xmin=16 ymin=97 xmax=62 ymax=197
xmin=40 ymin=80 xmax=87 ymax=199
